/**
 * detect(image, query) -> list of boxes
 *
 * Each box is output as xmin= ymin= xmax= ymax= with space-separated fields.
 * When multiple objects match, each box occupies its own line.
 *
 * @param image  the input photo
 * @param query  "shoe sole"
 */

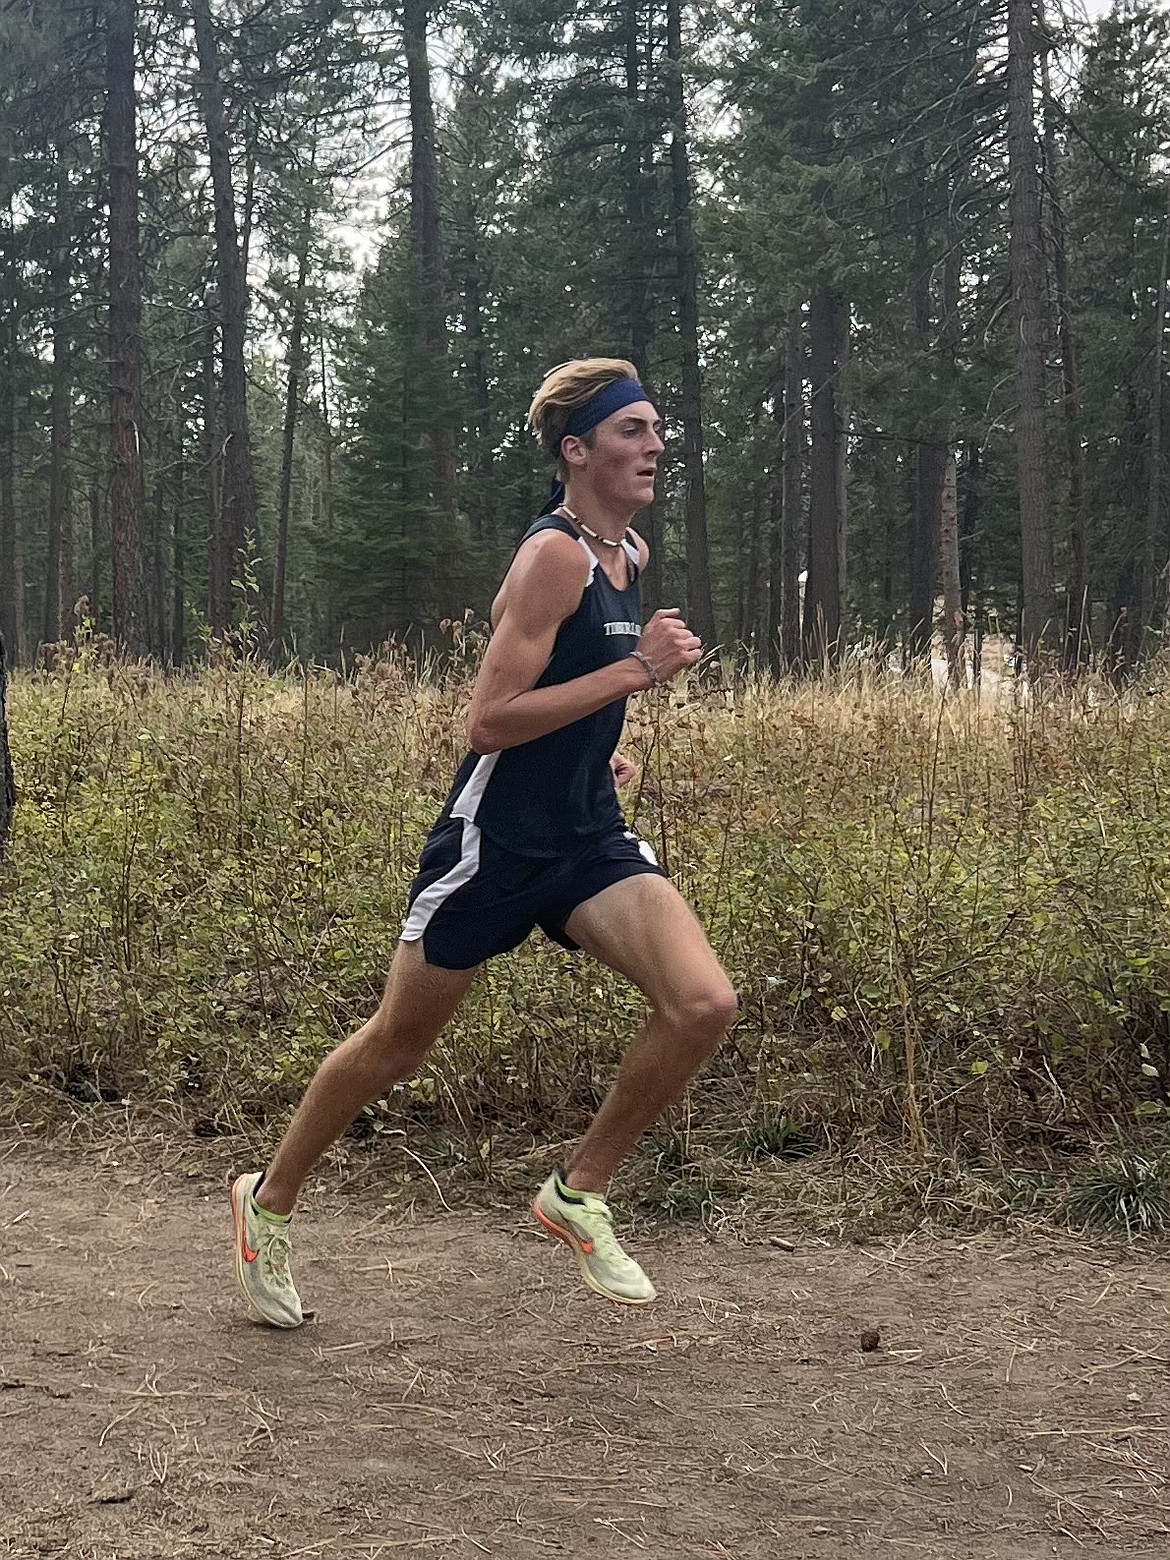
xmin=532 ymin=1198 xmax=655 ymax=1307
xmin=230 ymin=1174 xmax=302 ymax=1329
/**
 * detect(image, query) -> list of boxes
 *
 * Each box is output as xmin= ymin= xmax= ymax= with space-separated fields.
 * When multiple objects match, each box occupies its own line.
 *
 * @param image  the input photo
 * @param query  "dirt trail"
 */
xmin=0 ymin=1141 xmax=1167 ymax=1560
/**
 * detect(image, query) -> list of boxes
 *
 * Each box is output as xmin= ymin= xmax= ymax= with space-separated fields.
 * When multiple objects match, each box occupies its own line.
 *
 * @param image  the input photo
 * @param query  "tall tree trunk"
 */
xmin=149 ymin=464 xmax=166 ymax=656
xmin=318 ymin=333 xmax=336 ymax=651
xmin=457 ymin=126 xmax=496 ymax=548
xmin=60 ymin=469 xmax=74 ymax=638
xmin=1041 ymin=48 xmax=1088 ymax=671
xmin=740 ymin=492 xmax=762 ymax=653
xmin=1007 ymin=0 xmax=1057 ymax=662
xmin=172 ymin=457 xmax=185 ymax=666
xmin=781 ymin=309 xmax=806 ymax=669
xmin=959 ymin=442 xmax=979 ymax=617
xmin=804 ymin=285 xmax=848 ymax=665
xmin=403 ymin=0 xmax=458 ymax=532
xmin=0 ymin=225 xmax=23 ymax=666
xmin=45 ymin=141 xmax=72 ymax=648
xmin=940 ymin=452 xmax=963 ymax=689
xmin=939 ymin=243 xmax=965 ymax=688
xmin=106 ymin=0 xmax=145 ymax=652
xmin=877 ymin=451 xmax=897 ymax=655
xmin=1143 ymin=173 xmax=1170 ymax=654
xmin=89 ymin=479 xmax=103 ymax=632
xmin=271 ymin=207 xmax=311 ymax=656
xmin=770 ymin=306 xmax=804 ymax=672
xmin=623 ymin=0 xmax=653 ymax=381
xmin=911 ymin=439 xmax=944 ymax=665
xmin=192 ymin=0 xmax=258 ymax=634
xmin=623 ymin=0 xmax=660 ymax=610
xmin=0 ymin=630 xmax=14 ymax=858
xmin=907 ymin=176 xmax=938 ymax=666
xmin=201 ymin=299 xmax=224 ymax=626
xmin=665 ymin=0 xmax=715 ymax=646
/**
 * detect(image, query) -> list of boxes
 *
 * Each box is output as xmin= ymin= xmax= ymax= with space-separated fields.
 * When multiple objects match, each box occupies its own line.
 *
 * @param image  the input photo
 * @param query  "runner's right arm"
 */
xmin=465 ymin=532 xmax=700 ymax=754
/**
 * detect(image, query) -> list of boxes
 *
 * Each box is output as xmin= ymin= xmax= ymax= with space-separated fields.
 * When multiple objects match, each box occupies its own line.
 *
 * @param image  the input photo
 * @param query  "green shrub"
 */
xmin=3 ymin=646 xmax=1170 ymax=1163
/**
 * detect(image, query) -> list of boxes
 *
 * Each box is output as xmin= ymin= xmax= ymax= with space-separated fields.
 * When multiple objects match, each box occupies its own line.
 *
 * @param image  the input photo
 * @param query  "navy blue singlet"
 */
xmin=439 ymin=516 xmax=643 ymax=858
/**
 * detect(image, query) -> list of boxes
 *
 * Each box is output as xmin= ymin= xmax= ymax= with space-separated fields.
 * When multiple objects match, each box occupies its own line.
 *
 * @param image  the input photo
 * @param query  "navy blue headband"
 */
xmin=560 ymin=378 xmax=648 ymax=442
xmin=536 ymin=377 xmax=650 ymax=516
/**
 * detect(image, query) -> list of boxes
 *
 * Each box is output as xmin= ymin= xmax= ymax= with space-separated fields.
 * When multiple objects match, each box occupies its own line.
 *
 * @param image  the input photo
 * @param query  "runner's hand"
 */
xmin=632 ymin=609 xmax=702 ymax=685
xmin=610 ymin=752 xmax=636 ymax=789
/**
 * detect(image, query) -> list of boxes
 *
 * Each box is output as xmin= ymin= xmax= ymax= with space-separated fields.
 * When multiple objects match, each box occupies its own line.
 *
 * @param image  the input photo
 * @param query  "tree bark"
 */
xmin=149 ymin=464 xmax=166 ymax=657
xmin=89 ymin=479 xmax=103 ymax=632
xmin=106 ymin=0 xmax=145 ymax=652
xmin=770 ymin=306 xmax=804 ymax=671
xmin=939 ymin=243 xmax=965 ymax=688
xmin=0 ymin=630 xmax=14 ymax=857
xmin=1007 ymin=0 xmax=1057 ymax=662
xmin=271 ymin=207 xmax=311 ymax=657
xmin=1143 ymin=173 xmax=1170 ymax=654
xmin=45 ymin=141 xmax=72 ymax=648
xmin=740 ymin=491 xmax=762 ymax=653
xmin=907 ymin=173 xmax=938 ymax=667
xmin=1041 ymin=46 xmax=1088 ymax=671
xmin=623 ymin=0 xmax=653 ymax=383
xmin=666 ymin=0 xmax=715 ymax=646
xmin=192 ymin=0 xmax=258 ymax=634
xmin=403 ymin=0 xmax=458 ymax=533
xmin=201 ymin=299 xmax=224 ymax=627
xmin=172 ymin=452 xmax=185 ymax=666
xmin=804 ymin=285 xmax=848 ymax=665
xmin=463 ymin=234 xmax=496 ymax=542
xmin=623 ymin=0 xmax=660 ymax=611
xmin=318 ymin=333 xmax=336 ymax=651
xmin=0 ymin=226 xmax=24 ymax=666
xmin=911 ymin=438 xmax=945 ymax=665
xmin=940 ymin=451 xmax=963 ymax=688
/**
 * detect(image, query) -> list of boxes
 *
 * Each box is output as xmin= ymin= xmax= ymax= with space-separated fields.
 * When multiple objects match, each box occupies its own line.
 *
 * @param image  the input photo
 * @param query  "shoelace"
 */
xmin=258 ymin=1224 xmax=293 ymax=1283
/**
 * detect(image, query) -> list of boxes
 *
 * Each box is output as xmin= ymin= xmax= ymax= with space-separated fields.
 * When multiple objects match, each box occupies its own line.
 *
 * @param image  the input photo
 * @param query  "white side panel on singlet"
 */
xmin=575 ymin=535 xmax=598 ymax=580
xmin=450 ymin=750 xmax=500 ymax=824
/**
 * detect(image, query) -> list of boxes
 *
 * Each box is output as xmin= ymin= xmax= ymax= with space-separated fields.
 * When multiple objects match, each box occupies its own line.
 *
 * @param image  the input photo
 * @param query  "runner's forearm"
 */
xmin=467 ymin=656 xmax=649 ymax=753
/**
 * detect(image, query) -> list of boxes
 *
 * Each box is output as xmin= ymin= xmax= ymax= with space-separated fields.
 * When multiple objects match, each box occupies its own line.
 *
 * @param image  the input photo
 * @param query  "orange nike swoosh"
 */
xmin=579 ymin=1239 xmax=594 ymax=1255
xmin=243 ymin=1239 xmax=260 ymax=1263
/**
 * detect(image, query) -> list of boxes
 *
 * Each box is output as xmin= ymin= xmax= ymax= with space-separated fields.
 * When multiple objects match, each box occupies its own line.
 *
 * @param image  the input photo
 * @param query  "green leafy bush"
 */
xmin=3 ymin=647 xmax=1170 ymax=1162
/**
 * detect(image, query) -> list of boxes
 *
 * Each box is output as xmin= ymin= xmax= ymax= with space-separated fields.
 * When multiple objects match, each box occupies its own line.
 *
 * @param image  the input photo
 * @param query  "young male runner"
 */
xmin=231 ymin=358 xmax=737 ymax=1323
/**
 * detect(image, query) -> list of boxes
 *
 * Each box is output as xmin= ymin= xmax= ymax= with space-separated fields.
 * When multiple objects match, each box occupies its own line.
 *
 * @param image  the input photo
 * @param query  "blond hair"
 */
xmin=527 ymin=358 xmax=640 ymax=472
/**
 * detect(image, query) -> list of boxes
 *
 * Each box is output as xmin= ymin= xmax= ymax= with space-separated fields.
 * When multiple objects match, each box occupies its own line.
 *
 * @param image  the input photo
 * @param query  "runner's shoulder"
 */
xmin=513 ymin=525 xmax=591 ymax=583
xmin=503 ymin=525 xmax=591 ymax=620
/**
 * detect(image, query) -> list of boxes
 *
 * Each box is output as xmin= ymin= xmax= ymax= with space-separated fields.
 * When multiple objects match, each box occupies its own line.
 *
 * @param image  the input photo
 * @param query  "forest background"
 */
xmin=1 ymin=0 xmax=1167 ymax=673
xmin=2 ymin=0 xmax=1170 ymax=1226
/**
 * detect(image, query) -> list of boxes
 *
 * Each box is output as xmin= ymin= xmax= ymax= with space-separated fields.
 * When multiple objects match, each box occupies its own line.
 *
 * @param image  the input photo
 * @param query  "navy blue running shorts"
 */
xmin=401 ymin=817 xmax=667 ymax=970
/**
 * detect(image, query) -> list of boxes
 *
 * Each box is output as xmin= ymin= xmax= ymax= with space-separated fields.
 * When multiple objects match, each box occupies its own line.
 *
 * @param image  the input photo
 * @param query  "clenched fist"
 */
xmin=630 ymin=608 xmax=702 ymax=687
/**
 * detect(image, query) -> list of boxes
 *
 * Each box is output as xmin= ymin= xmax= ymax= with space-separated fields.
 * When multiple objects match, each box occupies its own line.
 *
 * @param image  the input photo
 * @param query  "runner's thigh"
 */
xmin=373 ymin=937 xmax=480 ymax=1052
xmin=563 ymin=872 xmax=733 ymax=1014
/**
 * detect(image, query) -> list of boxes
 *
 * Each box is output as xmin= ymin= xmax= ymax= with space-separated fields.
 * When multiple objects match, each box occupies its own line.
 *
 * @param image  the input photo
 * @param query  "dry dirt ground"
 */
xmin=1 ymin=1138 xmax=1167 ymax=1560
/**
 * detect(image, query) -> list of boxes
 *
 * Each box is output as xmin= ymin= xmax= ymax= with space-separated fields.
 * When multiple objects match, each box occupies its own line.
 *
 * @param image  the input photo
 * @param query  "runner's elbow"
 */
xmin=467 ymin=710 xmax=504 ymax=754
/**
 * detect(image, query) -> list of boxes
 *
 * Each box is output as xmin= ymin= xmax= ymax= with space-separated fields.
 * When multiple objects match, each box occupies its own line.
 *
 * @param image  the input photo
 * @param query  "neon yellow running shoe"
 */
xmin=533 ymin=1168 xmax=656 ymax=1306
xmin=230 ymin=1172 xmax=303 ymax=1328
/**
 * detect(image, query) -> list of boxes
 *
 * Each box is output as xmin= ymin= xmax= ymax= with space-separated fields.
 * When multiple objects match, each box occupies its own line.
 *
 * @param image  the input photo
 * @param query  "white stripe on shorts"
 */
xmin=400 ymin=818 xmax=483 ymax=943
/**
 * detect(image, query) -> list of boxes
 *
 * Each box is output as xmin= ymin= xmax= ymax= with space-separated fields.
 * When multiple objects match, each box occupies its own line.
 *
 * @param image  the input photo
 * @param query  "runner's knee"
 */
xmin=662 ymin=981 xmax=737 ymax=1045
xmin=360 ymin=1010 xmax=435 ymax=1079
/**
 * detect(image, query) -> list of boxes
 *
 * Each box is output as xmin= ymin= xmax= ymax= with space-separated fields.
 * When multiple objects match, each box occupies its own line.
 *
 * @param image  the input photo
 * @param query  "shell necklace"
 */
xmin=559 ymin=505 xmax=627 ymax=549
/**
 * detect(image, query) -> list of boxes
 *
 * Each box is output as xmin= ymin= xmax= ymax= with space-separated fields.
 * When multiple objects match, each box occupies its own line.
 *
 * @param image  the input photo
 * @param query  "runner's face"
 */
xmin=584 ymin=401 xmax=665 ymax=511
